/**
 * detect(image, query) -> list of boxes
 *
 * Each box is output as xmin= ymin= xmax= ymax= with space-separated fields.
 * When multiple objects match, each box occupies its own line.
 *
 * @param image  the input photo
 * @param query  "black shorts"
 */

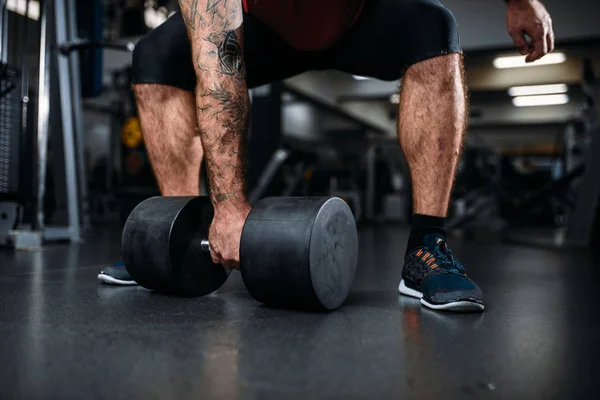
xmin=132 ymin=0 xmax=461 ymax=91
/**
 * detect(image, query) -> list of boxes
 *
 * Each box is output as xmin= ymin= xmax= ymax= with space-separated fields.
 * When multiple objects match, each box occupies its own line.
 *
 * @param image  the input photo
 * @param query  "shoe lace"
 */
xmin=432 ymin=241 xmax=466 ymax=275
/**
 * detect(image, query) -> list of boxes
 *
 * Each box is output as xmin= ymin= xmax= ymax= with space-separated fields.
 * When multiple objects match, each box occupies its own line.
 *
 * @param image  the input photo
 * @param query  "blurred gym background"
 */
xmin=1 ymin=0 xmax=600 ymax=250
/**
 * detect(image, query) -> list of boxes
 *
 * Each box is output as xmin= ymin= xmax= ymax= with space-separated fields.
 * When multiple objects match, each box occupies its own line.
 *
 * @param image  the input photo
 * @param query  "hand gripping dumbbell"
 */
xmin=122 ymin=196 xmax=358 ymax=310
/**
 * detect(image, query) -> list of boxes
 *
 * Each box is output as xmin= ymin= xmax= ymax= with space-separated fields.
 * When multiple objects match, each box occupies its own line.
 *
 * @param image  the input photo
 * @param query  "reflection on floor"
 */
xmin=0 ymin=224 xmax=597 ymax=399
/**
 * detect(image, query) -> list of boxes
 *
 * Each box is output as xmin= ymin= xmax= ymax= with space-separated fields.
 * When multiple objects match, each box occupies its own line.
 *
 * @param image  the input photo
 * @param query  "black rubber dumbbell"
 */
xmin=122 ymin=196 xmax=358 ymax=310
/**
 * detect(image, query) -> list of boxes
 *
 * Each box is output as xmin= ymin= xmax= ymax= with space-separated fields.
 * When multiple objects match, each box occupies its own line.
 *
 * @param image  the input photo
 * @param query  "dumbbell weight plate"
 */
xmin=240 ymin=197 xmax=358 ymax=310
xmin=122 ymin=196 xmax=230 ymax=296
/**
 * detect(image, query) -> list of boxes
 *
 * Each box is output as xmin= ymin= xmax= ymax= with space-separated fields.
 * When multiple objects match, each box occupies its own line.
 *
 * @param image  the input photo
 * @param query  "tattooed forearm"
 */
xmin=198 ymin=81 xmax=249 ymax=202
xmin=179 ymin=0 xmax=248 ymax=204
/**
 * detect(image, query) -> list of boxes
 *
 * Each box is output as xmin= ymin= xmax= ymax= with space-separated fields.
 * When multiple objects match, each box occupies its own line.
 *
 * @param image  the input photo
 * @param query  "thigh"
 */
xmin=326 ymin=0 xmax=462 ymax=81
xmin=132 ymin=12 xmax=312 ymax=91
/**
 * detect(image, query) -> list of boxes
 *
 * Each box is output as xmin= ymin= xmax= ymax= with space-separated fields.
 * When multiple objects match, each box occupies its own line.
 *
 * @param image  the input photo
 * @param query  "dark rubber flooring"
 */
xmin=0 ymin=224 xmax=598 ymax=399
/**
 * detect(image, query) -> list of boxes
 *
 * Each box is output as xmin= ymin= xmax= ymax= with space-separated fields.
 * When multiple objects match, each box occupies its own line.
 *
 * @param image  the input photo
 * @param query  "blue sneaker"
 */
xmin=98 ymin=261 xmax=137 ymax=286
xmin=399 ymin=234 xmax=484 ymax=312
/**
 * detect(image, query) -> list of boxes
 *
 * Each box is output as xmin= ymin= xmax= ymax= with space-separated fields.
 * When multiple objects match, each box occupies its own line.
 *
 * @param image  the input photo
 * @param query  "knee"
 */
xmin=405 ymin=53 xmax=463 ymax=87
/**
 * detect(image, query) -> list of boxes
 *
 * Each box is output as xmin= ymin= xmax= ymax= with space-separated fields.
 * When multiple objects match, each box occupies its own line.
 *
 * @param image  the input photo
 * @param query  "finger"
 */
xmin=525 ymin=30 xmax=548 ymax=63
xmin=509 ymin=30 xmax=529 ymax=55
xmin=210 ymin=249 xmax=221 ymax=265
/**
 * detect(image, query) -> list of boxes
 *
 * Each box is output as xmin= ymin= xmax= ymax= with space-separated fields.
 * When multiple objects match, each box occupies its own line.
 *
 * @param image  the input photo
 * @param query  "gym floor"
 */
xmin=0 ymin=225 xmax=597 ymax=399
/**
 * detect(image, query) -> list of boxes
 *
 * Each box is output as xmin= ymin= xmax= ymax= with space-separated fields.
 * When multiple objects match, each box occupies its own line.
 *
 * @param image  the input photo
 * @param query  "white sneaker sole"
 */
xmin=97 ymin=273 xmax=138 ymax=286
xmin=398 ymin=279 xmax=484 ymax=312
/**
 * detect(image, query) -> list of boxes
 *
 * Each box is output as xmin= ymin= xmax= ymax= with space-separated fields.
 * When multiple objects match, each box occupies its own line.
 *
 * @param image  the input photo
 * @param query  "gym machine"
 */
xmin=1 ymin=0 xmax=134 ymax=249
xmin=3 ymin=0 xmax=85 ymax=248
xmin=0 ymin=0 xmax=36 ymax=247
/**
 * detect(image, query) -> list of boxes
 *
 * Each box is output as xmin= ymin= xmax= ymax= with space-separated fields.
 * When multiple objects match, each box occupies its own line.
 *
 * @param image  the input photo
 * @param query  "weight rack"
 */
xmin=1 ymin=0 xmax=92 ymax=249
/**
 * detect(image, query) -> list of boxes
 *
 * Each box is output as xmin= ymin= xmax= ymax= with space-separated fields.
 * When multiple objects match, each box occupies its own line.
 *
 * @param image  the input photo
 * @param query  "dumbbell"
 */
xmin=122 ymin=196 xmax=358 ymax=310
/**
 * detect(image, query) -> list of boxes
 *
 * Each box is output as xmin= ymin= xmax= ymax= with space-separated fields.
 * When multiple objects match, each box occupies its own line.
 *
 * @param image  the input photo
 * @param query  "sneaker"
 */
xmin=98 ymin=261 xmax=137 ymax=286
xmin=399 ymin=233 xmax=484 ymax=312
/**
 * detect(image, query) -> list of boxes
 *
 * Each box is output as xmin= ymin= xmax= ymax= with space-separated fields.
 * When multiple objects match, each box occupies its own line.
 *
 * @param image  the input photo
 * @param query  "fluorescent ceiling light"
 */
xmin=353 ymin=75 xmax=370 ymax=80
xmin=6 ymin=0 xmax=40 ymax=21
xmin=494 ymin=52 xmax=566 ymax=69
xmin=513 ymin=94 xmax=569 ymax=107
xmin=508 ymin=84 xmax=568 ymax=97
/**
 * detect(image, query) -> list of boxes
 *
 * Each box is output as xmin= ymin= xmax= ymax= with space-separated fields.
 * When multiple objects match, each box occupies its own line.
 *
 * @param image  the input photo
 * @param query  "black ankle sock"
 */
xmin=406 ymin=214 xmax=446 ymax=257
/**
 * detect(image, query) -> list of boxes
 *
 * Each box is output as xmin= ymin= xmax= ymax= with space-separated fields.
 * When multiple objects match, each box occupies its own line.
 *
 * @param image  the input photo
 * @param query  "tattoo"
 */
xmin=204 ymin=31 xmax=246 ymax=80
xmin=205 ymin=0 xmax=226 ymax=25
xmin=208 ymin=83 xmax=248 ymax=126
xmin=213 ymin=193 xmax=241 ymax=202
xmin=184 ymin=0 xmax=202 ymax=30
xmin=206 ymin=0 xmax=225 ymax=13
xmin=183 ymin=0 xmax=229 ymax=29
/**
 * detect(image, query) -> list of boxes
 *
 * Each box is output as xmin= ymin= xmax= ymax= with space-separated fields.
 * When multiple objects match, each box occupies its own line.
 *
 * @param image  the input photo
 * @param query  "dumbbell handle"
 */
xmin=200 ymin=239 xmax=233 ymax=270
xmin=200 ymin=239 xmax=210 ymax=253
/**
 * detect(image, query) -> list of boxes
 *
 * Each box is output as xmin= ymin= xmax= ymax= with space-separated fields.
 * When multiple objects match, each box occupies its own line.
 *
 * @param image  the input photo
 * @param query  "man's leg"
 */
xmin=98 ymin=84 xmax=202 ymax=285
xmin=327 ymin=0 xmax=483 ymax=311
xmin=397 ymin=54 xmax=482 ymax=311
xmin=130 ymin=12 xmax=202 ymax=197
xmin=133 ymin=84 xmax=203 ymax=196
xmin=98 ymin=14 xmax=200 ymax=285
xmin=398 ymin=54 xmax=466 ymax=249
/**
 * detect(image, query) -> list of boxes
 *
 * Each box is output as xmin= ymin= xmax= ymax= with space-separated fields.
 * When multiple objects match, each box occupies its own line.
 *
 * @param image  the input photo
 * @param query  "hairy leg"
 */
xmin=133 ymin=83 xmax=204 ymax=196
xmin=397 ymin=54 xmax=484 ymax=312
xmin=398 ymin=53 xmax=468 ymax=217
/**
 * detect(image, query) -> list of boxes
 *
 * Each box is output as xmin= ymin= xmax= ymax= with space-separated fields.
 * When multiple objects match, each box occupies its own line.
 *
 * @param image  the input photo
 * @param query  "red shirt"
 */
xmin=242 ymin=0 xmax=366 ymax=51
